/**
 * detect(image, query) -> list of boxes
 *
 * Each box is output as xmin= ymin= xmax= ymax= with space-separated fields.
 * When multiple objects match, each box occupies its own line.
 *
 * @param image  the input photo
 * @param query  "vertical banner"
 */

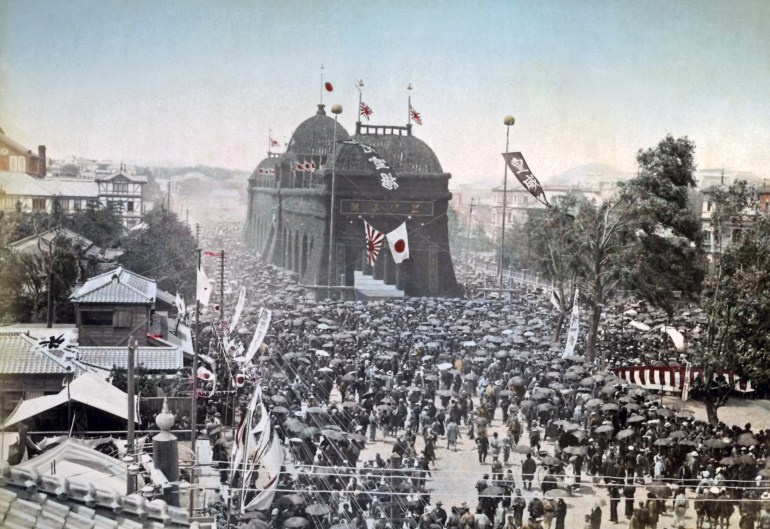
xmin=240 ymin=309 xmax=272 ymax=365
xmin=502 ymin=152 xmax=549 ymax=206
xmin=228 ymin=286 xmax=247 ymax=334
xmin=682 ymin=362 xmax=692 ymax=402
xmin=563 ymin=289 xmax=580 ymax=358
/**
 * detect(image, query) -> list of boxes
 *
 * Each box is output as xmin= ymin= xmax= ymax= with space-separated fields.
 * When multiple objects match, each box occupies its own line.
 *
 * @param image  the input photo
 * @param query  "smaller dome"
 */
xmin=287 ymin=104 xmax=350 ymax=157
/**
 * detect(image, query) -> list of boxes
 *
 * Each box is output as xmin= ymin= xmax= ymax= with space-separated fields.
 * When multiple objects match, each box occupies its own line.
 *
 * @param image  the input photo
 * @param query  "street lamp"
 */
xmin=499 ymin=115 xmax=515 ymax=293
xmin=327 ymin=104 xmax=343 ymax=295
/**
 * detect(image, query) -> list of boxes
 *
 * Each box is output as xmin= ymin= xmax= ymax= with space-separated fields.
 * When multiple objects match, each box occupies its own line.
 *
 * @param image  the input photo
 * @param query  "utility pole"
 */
xmin=499 ymin=115 xmax=515 ymax=293
xmin=464 ymin=198 xmax=476 ymax=292
xmin=195 ymin=223 xmax=200 ymax=247
xmin=126 ymin=336 xmax=137 ymax=495
xmin=219 ymin=249 xmax=225 ymax=320
xmin=189 ymin=248 xmax=201 ymax=517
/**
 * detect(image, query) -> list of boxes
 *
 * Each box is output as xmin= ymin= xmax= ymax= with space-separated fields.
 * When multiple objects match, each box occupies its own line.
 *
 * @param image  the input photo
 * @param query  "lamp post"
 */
xmin=499 ymin=115 xmax=515 ymax=293
xmin=464 ymin=198 xmax=476 ymax=292
xmin=327 ymin=104 xmax=343 ymax=297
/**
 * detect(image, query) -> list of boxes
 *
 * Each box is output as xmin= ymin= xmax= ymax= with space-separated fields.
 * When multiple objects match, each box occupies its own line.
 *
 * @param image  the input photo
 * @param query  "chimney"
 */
xmin=38 ymin=145 xmax=46 ymax=177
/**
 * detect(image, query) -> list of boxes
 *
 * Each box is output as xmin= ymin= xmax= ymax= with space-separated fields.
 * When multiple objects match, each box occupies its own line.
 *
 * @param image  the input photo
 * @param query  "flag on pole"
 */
xmin=364 ymin=220 xmax=385 ymax=265
xmin=502 ymin=152 xmax=549 ymax=207
xmin=563 ymin=289 xmax=580 ymax=358
xmin=682 ymin=362 xmax=692 ymax=402
xmin=228 ymin=286 xmax=246 ymax=334
xmin=409 ymin=104 xmax=422 ymax=125
xmin=196 ymin=263 xmax=212 ymax=305
xmin=386 ymin=222 xmax=410 ymax=264
xmin=549 ymin=287 xmax=561 ymax=311
xmin=269 ymin=137 xmax=279 ymax=147
xmin=324 ymin=82 xmax=333 ymax=92
xmin=175 ymin=292 xmax=186 ymax=315
xmin=360 ymin=102 xmax=373 ymax=120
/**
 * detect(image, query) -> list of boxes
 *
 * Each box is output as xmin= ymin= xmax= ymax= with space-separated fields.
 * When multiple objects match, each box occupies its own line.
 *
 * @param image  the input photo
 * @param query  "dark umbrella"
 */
xmin=647 ymin=483 xmax=673 ymax=498
xmin=737 ymin=433 xmax=759 ymax=446
xmin=541 ymin=455 xmax=560 ymax=467
xmin=305 ymin=504 xmax=331 ymax=516
xmin=283 ymin=517 xmax=310 ymax=528
xmin=704 ymin=439 xmax=729 ymax=449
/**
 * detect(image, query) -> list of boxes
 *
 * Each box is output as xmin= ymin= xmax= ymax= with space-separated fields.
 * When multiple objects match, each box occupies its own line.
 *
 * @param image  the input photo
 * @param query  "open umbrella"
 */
xmin=615 ymin=429 xmax=635 ymax=440
xmin=656 ymin=408 xmax=674 ymax=418
xmin=563 ymin=446 xmax=587 ymax=456
xmin=278 ymin=495 xmax=306 ymax=507
xmin=703 ymin=439 xmax=728 ymax=449
xmin=737 ymin=433 xmax=759 ymax=446
xmin=545 ymin=488 xmax=572 ymax=498
xmin=322 ymin=429 xmax=347 ymax=441
xmin=653 ymin=438 xmax=673 ymax=447
xmin=305 ymin=504 xmax=331 ymax=516
xmin=585 ymin=398 xmax=604 ymax=408
xmin=512 ymin=445 xmax=534 ymax=455
xmin=602 ymin=403 xmax=620 ymax=412
xmin=537 ymin=403 xmax=554 ymax=412
xmin=595 ymin=424 xmax=614 ymax=434
xmin=647 ymin=482 xmax=673 ymax=498
xmin=480 ymin=486 xmax=507 ymax=497
xmin=283 ymin=517 xmax=310 ymax=528
xmin=541 ymin=455 xmax=560 ymax=467
xmin=626 ymin=415 xmax=646 ymax=424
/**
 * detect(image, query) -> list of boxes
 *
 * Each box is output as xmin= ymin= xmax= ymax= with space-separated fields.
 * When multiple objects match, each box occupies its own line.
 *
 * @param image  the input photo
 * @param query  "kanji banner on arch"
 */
xmin=502 ymin=152 xmax=549 ymax=207
xmin=339 ymin=139 xmax=398 ymax=191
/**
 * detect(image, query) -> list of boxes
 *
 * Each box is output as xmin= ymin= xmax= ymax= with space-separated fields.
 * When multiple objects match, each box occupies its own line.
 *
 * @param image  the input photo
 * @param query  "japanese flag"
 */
xmin=386 ymin=222 xmax=410 ymax=264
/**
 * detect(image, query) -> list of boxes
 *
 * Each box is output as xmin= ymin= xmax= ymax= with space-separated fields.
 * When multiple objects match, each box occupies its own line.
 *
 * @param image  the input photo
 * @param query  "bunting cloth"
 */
xmin=364 ymin=220 xmax=385 ymax=265
xmin=549 ymin=287 xmax=561 ymax=311
xmin=502 ymin=152 xmax=549 ymax=206
xmin=612 ymin=365 xmax=753 ymax=393
xmin=196 ymin=263 xmax=212 ymax=306
xmin=228 ymin=286 xmax=246 ymax=334
xmin=563 ymin=289 xmax=580 ymax=357
xmin=386 ymin=222 xmax=410 ymax=264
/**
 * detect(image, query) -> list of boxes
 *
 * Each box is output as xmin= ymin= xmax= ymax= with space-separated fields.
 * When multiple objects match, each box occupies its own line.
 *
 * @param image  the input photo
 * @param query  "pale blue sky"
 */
xmin=1 ymin=0 xmax=769 ymax=184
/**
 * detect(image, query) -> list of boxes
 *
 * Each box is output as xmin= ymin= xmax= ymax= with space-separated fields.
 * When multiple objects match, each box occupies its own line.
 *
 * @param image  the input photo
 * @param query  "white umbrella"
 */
xmin=437 ymin=362 xmax=453 ymax=370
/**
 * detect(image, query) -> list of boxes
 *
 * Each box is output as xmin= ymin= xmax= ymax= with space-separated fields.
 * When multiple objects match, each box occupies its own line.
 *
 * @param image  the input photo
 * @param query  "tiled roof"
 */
xmin=95 ymin=172 xmax=148 ymax=183
xmin=0 ymin=172 xmax=99 ymax=197
xmin=0 ymin=332 xmax=72 ymax=375
xmin=8 ymin=228 xmax=94 ymax=255
xmin=70 ymin=267 xmax=156 ymax=305
xmin=0 ymin=463 xmax=190 ymax=528
xmin=78 ymin=347 xmax=183 ymax=371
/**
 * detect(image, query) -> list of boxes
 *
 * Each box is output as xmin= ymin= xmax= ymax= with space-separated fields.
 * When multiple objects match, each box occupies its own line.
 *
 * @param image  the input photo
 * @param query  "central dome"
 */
xmin=286 ymin=104 xmax=350 ymax=157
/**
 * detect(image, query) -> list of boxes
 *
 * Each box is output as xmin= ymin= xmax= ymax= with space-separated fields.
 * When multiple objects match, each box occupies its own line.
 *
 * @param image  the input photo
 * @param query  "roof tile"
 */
xmin=0 ymin=332 xmax=71 ymax=375
xmin=70 ymin=267 xmax=156 ymax=305
xmin=77 ymin=347 xmax=182 ymax=371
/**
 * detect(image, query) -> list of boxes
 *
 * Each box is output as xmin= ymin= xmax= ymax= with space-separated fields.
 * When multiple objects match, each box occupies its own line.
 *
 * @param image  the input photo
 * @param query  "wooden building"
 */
xmin=69 ymin=266 xmax=157 ymax=346
xmin=0 ymin=127 xmax=46 ymax=176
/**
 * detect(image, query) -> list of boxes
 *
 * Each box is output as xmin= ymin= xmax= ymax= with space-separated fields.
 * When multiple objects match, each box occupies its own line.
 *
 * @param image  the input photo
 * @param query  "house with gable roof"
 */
xmin=69 ymin=267 xmax=157 ymax=347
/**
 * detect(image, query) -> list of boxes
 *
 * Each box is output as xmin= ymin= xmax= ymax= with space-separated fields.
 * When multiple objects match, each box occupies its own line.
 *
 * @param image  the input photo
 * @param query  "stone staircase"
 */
xmin=353 ymin=271 xmax=404 ymax=300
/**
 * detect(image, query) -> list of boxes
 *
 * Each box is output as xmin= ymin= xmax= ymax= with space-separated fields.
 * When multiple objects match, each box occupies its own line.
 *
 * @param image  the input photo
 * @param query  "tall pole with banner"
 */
xmin=327 ymin=104 xmax=343 ymax=296
xmin=499 ymin=116 xmax=515 ymax=293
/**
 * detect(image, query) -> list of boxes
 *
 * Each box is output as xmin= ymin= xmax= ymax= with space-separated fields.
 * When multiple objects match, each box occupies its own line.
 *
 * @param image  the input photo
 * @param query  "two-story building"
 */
xmin=69 ymin=266 xmax=157 ymax=347
xmin=96 ymin=171 xmax=146 ymax=227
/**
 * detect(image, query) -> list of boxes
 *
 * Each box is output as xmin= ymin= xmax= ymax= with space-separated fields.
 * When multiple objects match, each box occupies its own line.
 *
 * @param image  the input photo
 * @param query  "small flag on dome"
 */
xmin=409 ymin=104 xmax=422 ymax=125
xmin=360 ymin=102 xmax=373 ymax=120
xmin=269 ymin=136 xmax=279 ymax=147
xmin=325 ymin=82 xmax=333 ymax=92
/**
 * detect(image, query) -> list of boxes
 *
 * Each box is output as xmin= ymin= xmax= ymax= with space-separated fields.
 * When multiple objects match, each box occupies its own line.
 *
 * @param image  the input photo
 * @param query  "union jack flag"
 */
xmin=364 ymin=220 xmax=384 ymax=265
xmin=360 ymin=102 xmax=373 ymax=120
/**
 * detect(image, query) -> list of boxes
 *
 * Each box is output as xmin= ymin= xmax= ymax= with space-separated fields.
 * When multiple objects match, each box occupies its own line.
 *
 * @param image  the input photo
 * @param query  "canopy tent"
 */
xmin=2 ymin=372 xmax=138 ymax=428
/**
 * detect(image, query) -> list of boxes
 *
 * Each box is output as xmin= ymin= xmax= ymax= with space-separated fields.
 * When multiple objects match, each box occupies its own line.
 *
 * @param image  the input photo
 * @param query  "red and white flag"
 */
xmin=410 ymin=104 xmax=422 ymax=125
xmin=364 ymin=220 xmax=384 ymax=265
xmin=269 ymin=136 xmax=279 ymax=147
xmin=386 ymin=222 xmax=410 ymax=264
xmin=325 ymin=82 xmax=333 ymax=92
xmin=360 ymin=102 xmax=373 ymax=120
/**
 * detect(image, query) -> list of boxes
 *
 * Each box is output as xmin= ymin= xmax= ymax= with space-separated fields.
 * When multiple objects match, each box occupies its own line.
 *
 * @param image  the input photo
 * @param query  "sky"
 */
xmin=1 ymin=0 xmax=769 ymax=185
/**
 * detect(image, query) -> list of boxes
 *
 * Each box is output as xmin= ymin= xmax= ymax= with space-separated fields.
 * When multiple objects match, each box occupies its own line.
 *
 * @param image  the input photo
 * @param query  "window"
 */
xmin=127 ymin=201 xmax=134 ymax=212
xmin=73 ymin=199 xmax=82 ymax=211
xmin=32 ymin=198 xmax=46 ymax=211
xmin=82 ymin=311 xmax=113 ymax=325
xmin=114 ymin=182 xmax=129 ymax=193
xmin=17 ymin=157 xmax=25 ymax=172
xmin=113 ymin=310 xmax=133 ymax=328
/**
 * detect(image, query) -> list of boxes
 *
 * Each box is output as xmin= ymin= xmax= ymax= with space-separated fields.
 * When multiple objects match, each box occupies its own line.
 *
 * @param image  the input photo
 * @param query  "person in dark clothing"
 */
xmin=624 ymin=481 xmax=636 ymax=519
xmin=522 ymin=453 xmax=537 ymax=491
xmin=477 ymin=435 xmax=489 ymax=463
xmin=590 ymin=504 xmax=602 ymax=529
xmin=554 ymin=499 xmax=567 ymax=529
xmin=608 ymin=484 xmax=620 ymax=523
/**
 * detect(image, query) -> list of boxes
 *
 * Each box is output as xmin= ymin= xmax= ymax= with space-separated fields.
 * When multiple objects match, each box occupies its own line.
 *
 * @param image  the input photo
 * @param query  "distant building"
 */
xmin=95 ymin=171 xmax=147 ymax=227
xmin=0 ymin=127 xmax=46 ymax=177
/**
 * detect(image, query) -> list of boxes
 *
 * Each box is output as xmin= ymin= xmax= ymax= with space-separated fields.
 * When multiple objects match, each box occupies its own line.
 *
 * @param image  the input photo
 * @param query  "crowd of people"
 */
xmin=189 ymin=220 xmax=770 ymax=529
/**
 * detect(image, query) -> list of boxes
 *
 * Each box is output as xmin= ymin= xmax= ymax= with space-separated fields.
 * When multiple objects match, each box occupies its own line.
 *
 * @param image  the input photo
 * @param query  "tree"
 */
xmin=692 ymin=181 xmax=766 ymax=424
xmin=516 ymin=194 xmax=585 ymax=343
xmin=119 ymin=209 xmax=197 ymax=298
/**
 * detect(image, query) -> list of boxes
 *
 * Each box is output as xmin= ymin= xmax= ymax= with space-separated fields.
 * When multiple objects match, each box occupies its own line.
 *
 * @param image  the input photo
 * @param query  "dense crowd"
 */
xmin=190 ymin=221 xmax=770 ymax=529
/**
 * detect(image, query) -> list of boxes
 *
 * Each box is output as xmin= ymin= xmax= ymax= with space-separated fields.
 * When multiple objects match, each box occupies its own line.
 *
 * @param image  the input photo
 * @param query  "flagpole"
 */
xmin=327 ymin=104 xmax=343 ymax=296
xmin=356 ymin=79 xmax=363 ymax=123
xmin=407 ymin=83 xmax=412 ymax=125
xmin=498 ymin=115 xmax=515 ymax=294
xmin=320 ymin=64 xmax=324 ymax=106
